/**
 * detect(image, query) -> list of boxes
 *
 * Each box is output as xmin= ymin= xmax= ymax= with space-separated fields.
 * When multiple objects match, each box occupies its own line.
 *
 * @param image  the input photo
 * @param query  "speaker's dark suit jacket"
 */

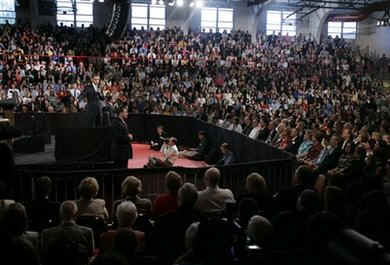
xmin=111 ymin=117 xmax=133 ymax=161
xmin=78 ymin=83 xmax=104 ymax=128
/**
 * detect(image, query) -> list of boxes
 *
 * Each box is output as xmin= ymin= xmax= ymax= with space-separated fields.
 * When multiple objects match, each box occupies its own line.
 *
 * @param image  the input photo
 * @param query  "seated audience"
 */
xmin=145 ymin=137 xmax=179 ymax=168
xmin=354 ymin=190 xmax=390 ymax=249
xmin=75 ymin=177 xmax=109 ymax=221
xmin=0 ymin=231 xmax=40 ymax=265
xmin=216 ymin=142 xmax=236 ymax=166
xmin=112 ymin=176 xmax=152 ymax=222
xmin=247 ymin=215 xmax=274 ymax=248
xmin=150 ymin=125 xmax=168 ymax=151
xmin=0 ymin=180 xmax=15 ymax=222
xmin=195 ymin=167 xmax=235 ymax=214
xmin=149 ymin=183 xmax=199 ymax=264
xmin=112 ymin=228 xmax=138 ymax=264
xmin=238 ymin=173 xmax=271 ymax=217
xmin=26 ymin=176 xmax=60 ymax=232
xmin=152 ymin=171 xmax=183 ymax=218
xmin=285 ymin=128 xmax=303 ymax=155
xmin=175 ymin=218 xmax=235 ymax=265
xmin=101 ymin=201 xmax=145 ymax=253
xmin=40 ymin=200 xmax=95 ymax=265
xmin=305 ymin=135 xmax=342 ymax=175
xmin=296 ymin=130 xmax=314 ymax=160
xmin=2 ymin=202 xmax=39 ymax=252
xmin=271 ymin=189 xmax=321 ymax=250
xmin=180 ymin=131 xmax=209 ymax=161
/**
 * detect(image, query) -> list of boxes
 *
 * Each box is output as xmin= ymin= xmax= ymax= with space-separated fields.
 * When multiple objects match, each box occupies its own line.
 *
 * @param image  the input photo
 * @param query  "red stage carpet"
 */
xmin=128 ymin=144 xmax=208 ymax=169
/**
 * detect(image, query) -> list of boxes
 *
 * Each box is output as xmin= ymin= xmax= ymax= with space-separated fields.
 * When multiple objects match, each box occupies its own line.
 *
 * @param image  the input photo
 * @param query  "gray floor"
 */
xmin=14 ymin=136 xmax=56 ymax=165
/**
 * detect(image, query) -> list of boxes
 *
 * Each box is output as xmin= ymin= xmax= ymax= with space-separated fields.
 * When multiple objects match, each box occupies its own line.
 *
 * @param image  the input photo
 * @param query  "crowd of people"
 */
xmin=0 ymin=167 xmax=389 ymax=265
xmin=1 ymin=21 xmax=390 ymax=265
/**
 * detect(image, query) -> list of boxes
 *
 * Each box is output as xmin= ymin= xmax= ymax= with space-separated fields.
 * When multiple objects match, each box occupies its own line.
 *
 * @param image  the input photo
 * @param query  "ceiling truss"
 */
xmin=281 ymin=0 xmax=373 ymax=20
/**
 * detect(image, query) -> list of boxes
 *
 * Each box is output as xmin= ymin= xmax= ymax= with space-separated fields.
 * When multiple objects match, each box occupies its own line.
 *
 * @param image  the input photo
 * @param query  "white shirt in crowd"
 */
xmin=7 ymin=88 xmax=20 ymax=100
xmin=249 ymin=126 xmax=261 ymax=140
xmin=195 ymin=186 xmax=235 ymax=213
xmin=228 ymin=123 xmax=243 ymax=134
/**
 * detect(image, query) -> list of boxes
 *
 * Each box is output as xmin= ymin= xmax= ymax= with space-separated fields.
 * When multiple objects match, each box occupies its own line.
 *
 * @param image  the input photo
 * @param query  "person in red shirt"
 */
xmin=152 ymin=171 xmax=183 ymax=218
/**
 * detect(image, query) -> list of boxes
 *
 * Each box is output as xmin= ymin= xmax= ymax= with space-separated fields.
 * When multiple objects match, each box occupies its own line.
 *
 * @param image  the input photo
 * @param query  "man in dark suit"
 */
xmin=180 ymin=131 xmax=209 ymax=161
xmin=26 ymin=176 xmax=60 ymax=232
xmin=111 ymin=106 xmax=133 ymax=168
xmin=40 ymin=201 xmax=95 ymax=265
xmin=150 ymin=125 xmax=168 ymax=151
xmin=216 ymin=142 xmax=236 ymax=166
xmin=78 ymin=73 xmax=105 ymax=128
xmin=285 ymin=128 xmax=303 ymax=155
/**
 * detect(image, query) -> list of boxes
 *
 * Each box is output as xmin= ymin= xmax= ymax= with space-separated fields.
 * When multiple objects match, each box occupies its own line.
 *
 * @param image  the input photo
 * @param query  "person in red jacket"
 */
xmin=152 ymin=171 xmax=183 ymax=218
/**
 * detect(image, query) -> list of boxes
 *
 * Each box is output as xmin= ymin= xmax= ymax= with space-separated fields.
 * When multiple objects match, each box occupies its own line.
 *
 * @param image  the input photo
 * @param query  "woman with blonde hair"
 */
xmin=76 ymin=177 xmax=109 ymax=221
xmin=112 ymin=176 xmax=152 ymax=223
xmin=238 ymin=172 xmax=271 ymax=219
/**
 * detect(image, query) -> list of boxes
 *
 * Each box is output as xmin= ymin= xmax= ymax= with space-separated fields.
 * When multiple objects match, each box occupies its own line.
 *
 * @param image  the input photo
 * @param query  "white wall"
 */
xmin=356 ymin=13 xmax=390 ymax=57
xmin=12 ymin=0 xmax=341 ymax=44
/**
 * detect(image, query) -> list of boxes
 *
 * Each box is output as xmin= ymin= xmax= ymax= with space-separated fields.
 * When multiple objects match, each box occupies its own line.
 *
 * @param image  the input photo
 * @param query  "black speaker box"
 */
xmin=13 ymin=135 xmax=45 ymax=154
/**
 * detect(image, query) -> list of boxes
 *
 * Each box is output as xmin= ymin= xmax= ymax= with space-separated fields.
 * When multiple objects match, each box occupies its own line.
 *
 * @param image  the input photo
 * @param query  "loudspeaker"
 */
xmin=13 ymin=135 xmax=45 ymax=154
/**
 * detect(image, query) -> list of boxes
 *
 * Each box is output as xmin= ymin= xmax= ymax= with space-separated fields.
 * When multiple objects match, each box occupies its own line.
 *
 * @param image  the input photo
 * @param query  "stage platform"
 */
xmin=128 ymin=144 xmax=208 ymax=168
xmin=15 ymin=142 xmax=208 ymax=169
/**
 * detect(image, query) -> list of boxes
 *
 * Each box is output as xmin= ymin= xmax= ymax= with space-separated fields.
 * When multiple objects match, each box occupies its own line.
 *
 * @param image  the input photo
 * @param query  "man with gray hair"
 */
xmin=101 ymin=201 xmax=145 ymax=252
xmin=40 ymin=200 xmax=95 ymax=265
xmin=195 ymin=167 xmax=235 ymax=214
xmin=116 ymin=201 xmax=138 ymax=227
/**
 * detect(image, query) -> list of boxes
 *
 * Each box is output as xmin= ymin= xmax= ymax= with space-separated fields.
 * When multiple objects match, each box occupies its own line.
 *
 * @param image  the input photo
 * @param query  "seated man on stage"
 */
xmin=145 ymin=137 xmax=179 ymax=168
xmin=180 ymin=131 xmax=209 ymax=161
xmin=150 ymin=125 xmax=168 ymax=151
xmin=216 ymin=142 xmax=235 ymax=166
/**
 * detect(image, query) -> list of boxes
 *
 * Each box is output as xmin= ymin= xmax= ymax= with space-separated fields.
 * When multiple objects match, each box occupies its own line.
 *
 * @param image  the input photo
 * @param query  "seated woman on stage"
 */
xmin=145 ymin=137 xmax=179 ymax=168
xmin=150 ymin=125 xmax=168 ymax=151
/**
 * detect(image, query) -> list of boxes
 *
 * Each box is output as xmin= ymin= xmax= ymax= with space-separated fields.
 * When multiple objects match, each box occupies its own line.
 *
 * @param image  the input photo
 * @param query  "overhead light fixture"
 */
xmin=177 ymin=0 xmax=184 ymax=6
xmin=152 ymin=0 xmax=157 ymax=5
xmin=195 ymin=0 xmax=203 ymax=8
xmin=189 ymin=1 xmax=195 ymax=7
xmin=168 ymin=0 xmax=175 ymax=6
xmin=158 ymin=0 xmax=164 ymax=5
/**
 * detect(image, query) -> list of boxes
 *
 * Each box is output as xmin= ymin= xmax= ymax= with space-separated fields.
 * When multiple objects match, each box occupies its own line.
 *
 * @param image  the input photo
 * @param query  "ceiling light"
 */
xmin=195 ymin=0 xmax=203 ymax=8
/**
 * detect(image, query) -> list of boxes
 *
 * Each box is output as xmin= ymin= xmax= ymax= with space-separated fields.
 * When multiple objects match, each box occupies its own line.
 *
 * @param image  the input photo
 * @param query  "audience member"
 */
xmin=247 ymin=215 xmax=273 ymax=248
xmin=101 ymin=201 xmax=145 ymax=253
xmin=149 ymin=183 xmax=199 ymax=264
xmin=152 ymin=171 xmax=183 ymax=218
xmin=2 ymin=202 xmax=39 ymax=252
xmin=26 ymin=176 xmax=60 ymax=232
xmin=180 ymin=131 xmax=209 ymax=161
xmin=145 ymin=137 xmax=179 ymax=168
xmin=112 ymin=176 xmax=152 ymax=220
xmin=76 ymin=177 xmax=109 ymax=221
xmin=195 ymin=167 xmax=235 ymax=214
xmin=216 ymin=142 xmax=235 ymax=166
xmin=150 ymin=125 xmax=168 ymax=151
xmin=40 ymin=200 xmax=95 ymax=265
